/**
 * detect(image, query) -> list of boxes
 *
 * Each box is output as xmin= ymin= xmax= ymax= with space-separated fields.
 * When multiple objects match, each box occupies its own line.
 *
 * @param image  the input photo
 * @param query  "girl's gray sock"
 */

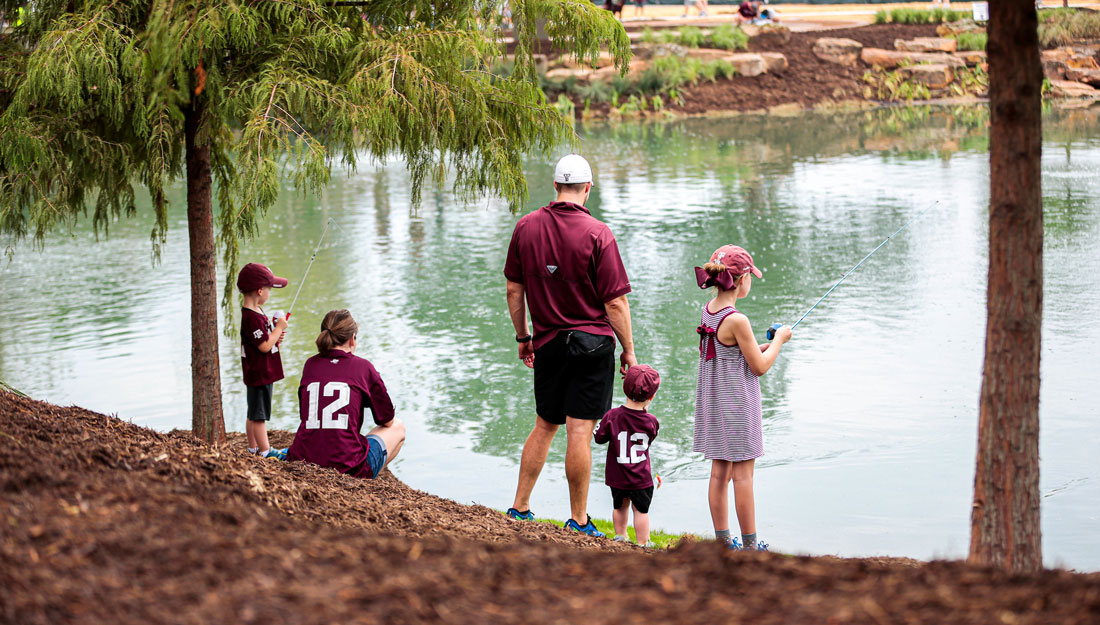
xmin=715 ymin=529 xmax=732 ymax=544
xmin=741 ymin=533 xmax=757 ymax=549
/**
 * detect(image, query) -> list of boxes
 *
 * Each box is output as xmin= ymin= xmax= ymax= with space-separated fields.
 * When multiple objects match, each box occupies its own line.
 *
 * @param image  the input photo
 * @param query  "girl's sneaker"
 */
xmin=726 ymin=536 xmax=743 ymax=550
xmin=261 ymin=447 xmax=287 ymax=461
xmin=613 ymin=535 xmax=629 ymax=543
xmin=753 ymin=540 xmax=769 ymax=552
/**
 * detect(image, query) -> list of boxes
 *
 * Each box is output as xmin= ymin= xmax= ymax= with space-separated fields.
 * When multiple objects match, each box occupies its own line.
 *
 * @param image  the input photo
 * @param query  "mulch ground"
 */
xmin=3 ymin=390 xmax=1100 ymax=625
xmin=678 ymin=23 xmax=941 ymax=114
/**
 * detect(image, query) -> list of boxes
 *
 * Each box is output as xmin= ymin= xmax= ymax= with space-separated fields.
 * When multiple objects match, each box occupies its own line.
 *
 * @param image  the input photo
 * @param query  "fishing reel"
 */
xmin=766 ymin=323 xmax=783 ymax=340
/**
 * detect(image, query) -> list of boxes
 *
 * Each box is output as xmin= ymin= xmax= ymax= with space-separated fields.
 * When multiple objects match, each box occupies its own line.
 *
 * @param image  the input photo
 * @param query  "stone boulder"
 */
xmin=742 ymin=24 xmax=791 ymax=46
xmin=1065 ymin=68 xmax=1100 ymax=88
xmin=1044 ymin=60 xmax=1068 ymax=81
xmin=1050 ymin=79 xmax=1100 ymax=99
xmin=813 ymin=38 xmax=863 ymax=66
xmin=556 ymin=51 xmax=617 ymax=70
xmin=726 ymin=53 xmax=767 ymax=77
xmin=936 ymin=20 xmax=986 ymax=37
xmin=954 ymin=50 xmax=987 ymax=66
xmin=895 ymin=37 xmax=958 ymax=53
xmin=861 ymin=49 xmax=965 ymax=69
xmin=898 ymin=64 xmax=954 ymax=89
xmin=1042 ymin=48 xmax=1100 ymax=70
xmin=758 ymin=51 xmax=788 ymax=73
xmin=633 ymin=43 xmax=687 ymax=60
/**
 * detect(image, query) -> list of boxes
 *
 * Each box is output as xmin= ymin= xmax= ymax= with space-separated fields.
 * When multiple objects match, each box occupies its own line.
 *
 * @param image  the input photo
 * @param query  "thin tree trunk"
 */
xmin=969 ymin=0 xmax=1043 ymax=573
xmin=185 ymin=98 xmax=226 ymax=444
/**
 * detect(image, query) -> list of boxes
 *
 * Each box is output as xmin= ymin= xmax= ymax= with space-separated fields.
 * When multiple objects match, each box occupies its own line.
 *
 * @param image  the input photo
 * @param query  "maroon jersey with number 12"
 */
xmin=286 ymin=350 xmax=395 ymax=478
xmin=594 ymin=406 xmax=660 ymax=490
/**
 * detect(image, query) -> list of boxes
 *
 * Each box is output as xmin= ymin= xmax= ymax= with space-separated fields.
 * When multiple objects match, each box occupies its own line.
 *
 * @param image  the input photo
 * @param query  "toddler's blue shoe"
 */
xmin=564 ymin=515 xmax=605 ymax=538
xmin=506 ymin=508 xmax=535 ymax=521
xmin=262 ymin=447 xmax=287 ymax=461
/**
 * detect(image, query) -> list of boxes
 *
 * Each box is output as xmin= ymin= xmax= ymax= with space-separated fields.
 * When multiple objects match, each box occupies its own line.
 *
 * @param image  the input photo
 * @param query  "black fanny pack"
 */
xmin=564 ymin=330 xmax=615 ymax=358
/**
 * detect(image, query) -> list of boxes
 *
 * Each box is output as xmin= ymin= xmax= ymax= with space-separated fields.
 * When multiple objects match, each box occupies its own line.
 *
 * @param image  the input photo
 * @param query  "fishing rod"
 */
xmin=766 ymin=202 xmax=938 ymax=340
xmin=284 ymin=218 xmax=343 ymax=320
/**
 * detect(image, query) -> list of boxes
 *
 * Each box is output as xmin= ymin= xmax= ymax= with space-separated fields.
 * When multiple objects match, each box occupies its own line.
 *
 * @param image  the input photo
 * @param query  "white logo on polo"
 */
xmin=253 ymin=329 xmax=263 ymax=340
xmin=547 ymin=265 xmax=558 ymax=274
xmin=331 ymin=359 xmax=339 ymax=364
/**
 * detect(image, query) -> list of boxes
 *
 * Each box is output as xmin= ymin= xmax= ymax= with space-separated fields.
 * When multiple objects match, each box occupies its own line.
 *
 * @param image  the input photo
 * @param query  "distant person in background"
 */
xmin=633 ymin=0 xmax=646 ymax=18
xmin=682 ymin=0 xmax=707 ymax=19
xmin=759 ymin=0 xmax=779 ymax=22
xmin=603 ymin=0 xmax=624 ymax=20
xmin=287 ymin=309 xmax=405 ymax=479
xmin=737 ymin=0 xmax=757 ymax=23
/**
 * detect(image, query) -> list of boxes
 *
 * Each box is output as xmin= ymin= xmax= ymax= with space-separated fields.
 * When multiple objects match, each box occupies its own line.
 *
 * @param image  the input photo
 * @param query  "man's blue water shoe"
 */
xmin=564 ymin=515 xmax=605 ymax=538
xmin=506 ymin=508 xmax=535 ymax=521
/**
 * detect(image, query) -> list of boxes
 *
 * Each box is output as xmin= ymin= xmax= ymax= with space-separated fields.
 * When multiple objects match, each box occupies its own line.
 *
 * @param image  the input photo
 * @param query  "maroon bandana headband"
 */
xmin=694 ymin=266 xmax=737 ymax=291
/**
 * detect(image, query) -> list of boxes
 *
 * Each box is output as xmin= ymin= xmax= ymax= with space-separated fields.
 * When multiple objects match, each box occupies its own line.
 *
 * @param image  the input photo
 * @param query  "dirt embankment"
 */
xmin=3 ymin=390 xmax=1100 ymax=625
xmin=679 ymin=23 xmax=941 ymax=114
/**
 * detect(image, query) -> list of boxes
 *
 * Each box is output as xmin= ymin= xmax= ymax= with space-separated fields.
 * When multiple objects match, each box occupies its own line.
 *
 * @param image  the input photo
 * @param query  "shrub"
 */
xmin=1038 ymin=8 xmax=1100 ymax=47
xmin=884 ymin=8 xmax=968 ymax=24
xmin=874 ymin=10 xmax=888 ymax=24
xmin=955 ymin=32 xmax=987 ymax=51
xmin=641 ymin=27 xmax=657 ymax=45
xmin=709 ymin=24 xmax=749 ymax=51
xmin=678 ymin=26 xmax=705 ymax=48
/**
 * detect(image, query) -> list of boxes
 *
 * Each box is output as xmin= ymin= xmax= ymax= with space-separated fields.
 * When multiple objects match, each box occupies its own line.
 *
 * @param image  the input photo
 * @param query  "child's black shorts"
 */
xmin=611 ymin=486 xmax=654 ymax=514
xmin=246 ymin=383 xmax=273 ymax=422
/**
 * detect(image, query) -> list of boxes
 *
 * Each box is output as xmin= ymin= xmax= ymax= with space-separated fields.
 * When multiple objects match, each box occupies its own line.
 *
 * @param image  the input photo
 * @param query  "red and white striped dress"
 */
xmin=693 ymin=303 xmax=764 ymax=462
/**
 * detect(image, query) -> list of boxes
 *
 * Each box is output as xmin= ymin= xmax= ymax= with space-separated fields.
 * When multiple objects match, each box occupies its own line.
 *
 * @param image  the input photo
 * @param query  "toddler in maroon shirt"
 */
xmin=238 ymin=263 xmax=290 ymax=459
xmin=594 ymin=364 xmax=661 ymax=547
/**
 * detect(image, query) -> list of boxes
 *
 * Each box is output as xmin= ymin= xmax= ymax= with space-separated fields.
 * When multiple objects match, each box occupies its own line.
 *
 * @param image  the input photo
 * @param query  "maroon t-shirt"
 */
xmin=594 ymin=406 xmax=660 ymax=490
xmin=286 ymin=350 xmax=395 ymax=478
xmin=240 ymin=307 xmax=284 ymax=386
xmin=503 ymin=201 xmax=632 ymax=350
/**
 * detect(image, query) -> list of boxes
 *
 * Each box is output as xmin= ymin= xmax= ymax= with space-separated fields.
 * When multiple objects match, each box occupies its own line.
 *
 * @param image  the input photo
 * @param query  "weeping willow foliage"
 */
xmin=0 ymin=0 xmax=631 ymax=304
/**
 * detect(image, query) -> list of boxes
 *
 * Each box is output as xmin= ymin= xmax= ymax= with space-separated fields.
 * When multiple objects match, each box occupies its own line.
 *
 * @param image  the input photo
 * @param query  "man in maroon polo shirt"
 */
xmin=503 ymin=154 xmax=637 ymax=537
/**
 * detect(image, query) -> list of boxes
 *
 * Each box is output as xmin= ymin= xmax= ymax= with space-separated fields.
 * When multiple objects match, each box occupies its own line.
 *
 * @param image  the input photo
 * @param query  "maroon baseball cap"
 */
xmin=237 ymin=263 xmax=288 ymax=292
xmin=710 ymin=245 xmax=762 ymax=278
xmin=623 ymin=364 xmax=661 ymax=402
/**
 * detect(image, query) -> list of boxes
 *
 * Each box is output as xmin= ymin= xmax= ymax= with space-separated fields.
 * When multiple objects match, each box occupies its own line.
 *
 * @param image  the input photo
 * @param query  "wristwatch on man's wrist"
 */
xmin=516 ymin=334 xmax=532 ymax=343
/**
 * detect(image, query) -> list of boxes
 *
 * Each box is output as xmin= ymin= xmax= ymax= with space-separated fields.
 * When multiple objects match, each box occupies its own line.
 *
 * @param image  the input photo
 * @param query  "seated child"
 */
xmin=594 ymin=364 xmax=661 ymax=547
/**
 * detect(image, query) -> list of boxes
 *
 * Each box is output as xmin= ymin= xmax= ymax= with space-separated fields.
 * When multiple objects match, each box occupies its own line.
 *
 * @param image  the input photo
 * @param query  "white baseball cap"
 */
xmin=554 ymin=154 xmax=593 ymax=185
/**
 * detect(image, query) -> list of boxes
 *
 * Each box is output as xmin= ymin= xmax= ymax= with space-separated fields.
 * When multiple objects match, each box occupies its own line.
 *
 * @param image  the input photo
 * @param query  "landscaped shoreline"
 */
xmin=4 ymin=389 xmax=1100 ymax=623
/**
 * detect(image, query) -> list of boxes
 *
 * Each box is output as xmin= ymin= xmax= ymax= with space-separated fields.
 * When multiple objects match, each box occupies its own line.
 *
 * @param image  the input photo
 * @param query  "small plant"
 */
xmin=553 ymin=94 xmax=575 ymax=120
xmin=1042 ymin=77 xmax=1053 ymax=97
xmin=874 ymin=10 xmax=888 ymax=24
xmin=650 ymin=94 xmax=664 ymax=111
xmin=641 ymin=27 xmax=657 ymax=45
xmin=658 ymin=30 xmax=678 ymax=45
xmin=862 ymin=69 xmax=931 ymax=102
xmin=709 ymin=24 xmax=749 ymax=51
xmin=1038 ymin=8 xmax=1100 ymax=47
xmin=678 ymin=26 xmax=705 ymax=48
xmin=955 ymin=32 xmax=987 ymax=51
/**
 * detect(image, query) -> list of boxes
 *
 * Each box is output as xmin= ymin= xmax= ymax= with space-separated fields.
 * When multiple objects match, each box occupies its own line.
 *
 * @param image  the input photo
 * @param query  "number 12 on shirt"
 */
xmin=304 ymin=381 xmax=350 ymax=429
xmin=616 ymin=431 xmax=650 ymax=464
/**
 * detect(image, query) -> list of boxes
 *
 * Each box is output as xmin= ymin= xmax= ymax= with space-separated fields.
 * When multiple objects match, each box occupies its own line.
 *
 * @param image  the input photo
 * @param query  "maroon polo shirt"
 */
xmin=594 ymin=406 xmax=660 ymax=490
xmin=503 ymin=201 xmax=632 ymax=350
xmin=240 ymin=307 xmax=284 ymax=387
xmin=286 ymin=350 xmax=395 ymax=478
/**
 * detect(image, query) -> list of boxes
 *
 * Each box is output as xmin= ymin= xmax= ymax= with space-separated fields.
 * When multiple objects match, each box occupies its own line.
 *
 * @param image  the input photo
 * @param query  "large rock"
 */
xmin=742 ymin=24 xmax=791 ymax=46
xmin=726 ymin=53 xmax=766 ymax=77
xmin=936 ymin=20 xmax=986 ymax=37
xmin=1042 ymin=47 xmax=1100 ymax=70
xmin=895 ymin=37 xmax=958 ymax=53
xmin=898 ymin=64 xmax=954 ymax=89
xmin=1044 ymin=60 xmax=1068 ymax=81
xmin=556 ymin=51 xmax=617 ymax=70
xmin=954 ymin=50 xmax=987 ymax=66
xmin=1050 ymin=79 xmax=1100 ymax=99
xmin=758 ymin=51 xmax=788 ymax=73
xmin=1065 ymin=68 xmax=1100 ymax=88
xmin=813 ymin=38 xmax=863 ymax=66
xmin=861 ymin=48 xmax=965 ymax=69
xmin=633 ymin=43 xmax=687 ymax=60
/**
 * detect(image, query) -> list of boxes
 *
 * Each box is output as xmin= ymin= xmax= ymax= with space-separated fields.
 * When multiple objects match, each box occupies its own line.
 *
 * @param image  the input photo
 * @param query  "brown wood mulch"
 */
xmin=2 ymin=390 xmax=1099 ymax=625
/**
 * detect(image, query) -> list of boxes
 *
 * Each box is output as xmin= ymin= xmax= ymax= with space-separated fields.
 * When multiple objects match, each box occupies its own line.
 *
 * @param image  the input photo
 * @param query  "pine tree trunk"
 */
xmin=184 ymin=98 xmax=227 ymax=444
xmin=969 ymin=0 xmax=1043 ymax=573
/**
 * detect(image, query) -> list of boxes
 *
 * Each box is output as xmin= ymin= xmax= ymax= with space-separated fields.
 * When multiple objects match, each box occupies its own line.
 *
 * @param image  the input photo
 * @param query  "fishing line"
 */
xmin=767 ymin=201 xmax=939 ymax=339
xmin=286 ymin=218 xmax=345 ymax=319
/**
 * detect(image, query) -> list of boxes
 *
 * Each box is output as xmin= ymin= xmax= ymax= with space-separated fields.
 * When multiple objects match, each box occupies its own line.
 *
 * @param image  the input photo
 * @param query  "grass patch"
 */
xmin=521 ymin=513 xmax=691 ymax=549
xmin=1038 ymin=8 xmax=1100 ymax=48
xmin=954 ymin=31 xmax=987 ymax=51
xmin=877 ymin=8 xmax=969 ymax=24
xmin=709 ymin=23 xmax=750 ymax=51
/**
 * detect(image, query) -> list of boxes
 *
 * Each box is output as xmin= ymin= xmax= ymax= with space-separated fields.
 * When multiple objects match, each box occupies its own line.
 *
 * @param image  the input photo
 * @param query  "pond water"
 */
xmin=2 ymin=104 xmax=1098 ymax=570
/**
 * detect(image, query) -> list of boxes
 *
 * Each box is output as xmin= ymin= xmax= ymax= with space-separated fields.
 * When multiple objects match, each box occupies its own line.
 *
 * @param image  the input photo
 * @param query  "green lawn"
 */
xmin=500 ymin=510 xmax=696 ymax=550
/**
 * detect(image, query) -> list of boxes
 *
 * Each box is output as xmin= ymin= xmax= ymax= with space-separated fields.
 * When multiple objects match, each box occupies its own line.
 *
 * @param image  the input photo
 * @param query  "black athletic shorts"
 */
xmin=246 ymin=383 xmax=273 ymax=422
xmin=533 ymin=330 xmax=615 ymax=425
xmin=611 ymin=486 xmax=654 ymax=514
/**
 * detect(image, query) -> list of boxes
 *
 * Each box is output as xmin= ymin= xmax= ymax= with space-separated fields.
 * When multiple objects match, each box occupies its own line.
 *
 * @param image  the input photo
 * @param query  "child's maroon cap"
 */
xmin=237 ymin=263 xmax=288 ymax=292
xmin=710 ymin=245 xmax=762 ymax=278
xmin=623 ymin=364 xmax=661 ymax=402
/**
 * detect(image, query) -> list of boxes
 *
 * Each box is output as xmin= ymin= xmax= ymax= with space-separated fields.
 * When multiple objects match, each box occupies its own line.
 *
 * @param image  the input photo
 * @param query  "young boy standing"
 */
xmin=594 ymin=364 xmax=661 ymax=547
xmin=238 ymin=262 xmax=290 ymax=459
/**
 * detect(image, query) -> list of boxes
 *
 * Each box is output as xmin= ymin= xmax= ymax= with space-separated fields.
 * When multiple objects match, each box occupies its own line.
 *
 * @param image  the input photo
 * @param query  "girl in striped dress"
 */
xmin=693 ymin=245 xmax=792 ymax=550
